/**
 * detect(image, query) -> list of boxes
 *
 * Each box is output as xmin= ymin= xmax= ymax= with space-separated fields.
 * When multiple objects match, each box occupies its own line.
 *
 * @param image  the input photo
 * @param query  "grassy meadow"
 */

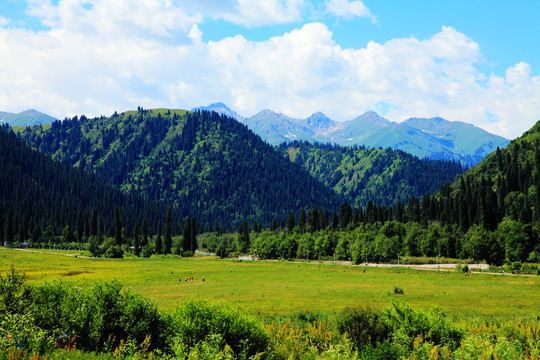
xmin=1 ymin=248 xmax=539 ymax=320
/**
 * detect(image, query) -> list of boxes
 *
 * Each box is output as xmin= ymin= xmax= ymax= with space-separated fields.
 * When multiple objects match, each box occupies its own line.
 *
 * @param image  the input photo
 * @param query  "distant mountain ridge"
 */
xmin=0 ymin=109 xmax=57 ymax=126
xmin=195 ymin=103 xmax=509 ymax=166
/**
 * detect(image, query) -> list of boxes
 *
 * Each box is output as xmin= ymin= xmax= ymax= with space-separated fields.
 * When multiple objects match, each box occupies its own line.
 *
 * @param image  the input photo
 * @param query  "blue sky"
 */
xmin=0 ymin=0 xmax=539 ymax=138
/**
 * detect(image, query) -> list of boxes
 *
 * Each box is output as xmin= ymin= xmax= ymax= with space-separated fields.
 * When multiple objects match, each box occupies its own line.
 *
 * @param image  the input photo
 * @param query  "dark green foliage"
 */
xmin=0 ymin=126 xmax=169 ymax=244
xmin=336 ymin=305 xmax=391 ymax=349
xmin=279 ymin=141 xmax=465 ymax=208
xmin=133 ymin=223 xmax=140 ymax=257
xmin=19 ymin=110 xmax=341 ymax=228
xmin=4 ymin=209 xmax=13 ymax=246
xmin=0 ymin=267 xmax=28 ymax=315
xmin=164 ymin=207 xmax=172 ymax=255
xmin=286 ymin=211 xmax=295 ymax=233
xmin=236 ymin=221 xmax=249 ymax=253
xmin=90 ymin=208 xmax=97 ymax=237
xmin=155 ymin=232 xmax=162 ymax=255
xmin=141 ymin=218 xmax=148 ymax=247
xmin=170 ymin=299 xmax=270 ymax=358
xmin=382 ymin=302 xmax=463 ymax=351
xmin=26 ymin=280 xmax=166 ymax=353
xmin=114 ymin=206 xmax=122 ymax=246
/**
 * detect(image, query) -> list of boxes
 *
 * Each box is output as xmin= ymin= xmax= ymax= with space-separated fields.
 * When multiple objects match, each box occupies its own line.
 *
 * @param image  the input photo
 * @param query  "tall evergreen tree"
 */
xmin=114 ymin=206 xmax=122 ymax=246
xmin=90 ymin=208 xmax=97 ymax=237
xmin=237 ymin=220 xmax=249 ymax=253
xmin=352 ymin=207 xmax=359 ymax=226
xmin=0 ymin=211 xmax=3 ymax=245
xmin=190 ymin=216 xmax=197 ymax=252
xmin=141 ymin=218 xmax=148 ymax=247
xmin=97 ymin=215 xmax=102 ymax=243
xmin=339 ymin=201 xmax=352 ymax=229
xmin=183 ymin=215 xmax=191 ymax=252
xmin=17 ymin=223 xmax=25 ymax=243
xmin=4 ymin=209 xmax=13 ymax=246
xmin=286 ymin=211 xmax=295 ymax=233
xmin=331 ymin=211 xmax=339 ymax=231
xmin=163 ymin=207 xmax=172 ymax=255
xmin=155 ymin=232 xmax=162 ymax=255
xmin=77 ymin=211 xmax=83 ymax=243
xmin=298 ymin=208 xmax=306 ymax=234
xmin=133 ymin=223 xmax=140 ymax=257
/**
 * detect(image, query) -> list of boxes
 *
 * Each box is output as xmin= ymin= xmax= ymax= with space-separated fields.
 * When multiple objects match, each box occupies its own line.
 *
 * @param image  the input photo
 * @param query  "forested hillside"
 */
xmin=206 ymin=121 xmax=540 ymax=265
xmin=19 ymin=109 xmax=342 ymax=228
xmin=278 ymin=141 xmax=465 ymax=208
xmin=0 ymin=125 xmax=171 ymax=244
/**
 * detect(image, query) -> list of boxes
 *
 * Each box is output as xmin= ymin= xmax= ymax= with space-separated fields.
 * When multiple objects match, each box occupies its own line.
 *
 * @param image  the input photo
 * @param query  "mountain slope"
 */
xmin=0 ymin=125 xmax=169 ymax=241
xmin=191 ymin=102 xmax=245 ymax=122
xmin=202 ymin=102 xmax=509 ymax=166
xmin=242 ymin=109 xmax=315 ymax=144
xmin=19 ymin=109 xmax=342 ymax=227
xmin=0 ymin=109 xmax=57 ymax=126
xmin=402 ymin=117 xmax=509 ymax=164
xmin=279 ymin=141 xmax=465 ymax=208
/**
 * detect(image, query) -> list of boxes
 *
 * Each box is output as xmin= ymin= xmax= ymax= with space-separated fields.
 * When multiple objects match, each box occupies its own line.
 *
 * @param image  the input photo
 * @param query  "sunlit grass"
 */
xmin=1 ymin=248 xmax=539 ymax=320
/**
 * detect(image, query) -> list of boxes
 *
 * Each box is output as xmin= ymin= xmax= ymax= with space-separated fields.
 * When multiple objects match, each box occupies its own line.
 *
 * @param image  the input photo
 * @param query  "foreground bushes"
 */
xmin=1 ymin=268 xmax=539 ymax=359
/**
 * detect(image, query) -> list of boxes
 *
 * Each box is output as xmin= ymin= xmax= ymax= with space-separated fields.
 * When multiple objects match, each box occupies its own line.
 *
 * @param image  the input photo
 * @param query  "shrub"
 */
xmin=105 ymin=245 xmax=123 ymax=258
xmin=336 ymin=306 xmax=390 ymax=350
xmin=382 ymin=302 xmax=463 ymax=351
xmin=26 ymin=280 xmax=167 ymax=353
xmin=170 ymin=299 xmax=269 ymax=358
xmin=0 ymin=267 xmax=29 ymax=314
xmin=393 ymin=287 xmax=404 ymax=295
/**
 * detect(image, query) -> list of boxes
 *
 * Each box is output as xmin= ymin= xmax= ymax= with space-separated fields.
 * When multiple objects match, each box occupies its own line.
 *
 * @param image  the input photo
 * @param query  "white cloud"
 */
xmin=0 ymin=1 xmax=539 ymax=139
xmin=326 ymin=0 xmax=375 ymax=22
xmin=0 ymin=15 xmax=10 ymax=27
xmin=177 ymin=0 xmax=306 ymax=27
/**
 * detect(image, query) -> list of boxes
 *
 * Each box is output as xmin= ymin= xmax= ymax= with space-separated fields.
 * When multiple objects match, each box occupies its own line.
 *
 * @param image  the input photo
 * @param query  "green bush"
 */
xmin=170 ymin=299 xmax=270 ymax=358
xmin=105 ymin=245 xmax=124 ymax=258
xmin=0 ymin=267 xmax=29 ymax=315
xmin=26 ymin=280 xmax=167 ymax=353
xmin=336 ymin=306 xmax=390 ymax=350
xmin=382 ymin=302 xmax=463 ymax=351
xmin=393 ymin=287 xmax=404 ymax=295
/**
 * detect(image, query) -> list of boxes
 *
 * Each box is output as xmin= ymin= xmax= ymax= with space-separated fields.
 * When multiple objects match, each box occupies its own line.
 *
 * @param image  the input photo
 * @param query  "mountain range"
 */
xmin=0 ymin=109 xmax=57 ymax=127
xmin=194 ymin=103 xmax=510 ymax=166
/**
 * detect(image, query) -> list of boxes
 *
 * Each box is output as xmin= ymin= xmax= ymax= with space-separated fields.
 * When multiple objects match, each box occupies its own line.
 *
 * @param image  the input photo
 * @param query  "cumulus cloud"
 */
xmin=178 ymin=0 xmax=306 ymax=27
xmin=326 ymin=0 xmax=375 ymax=21
xmin=0 ymin=1 xmax=539 ymax=139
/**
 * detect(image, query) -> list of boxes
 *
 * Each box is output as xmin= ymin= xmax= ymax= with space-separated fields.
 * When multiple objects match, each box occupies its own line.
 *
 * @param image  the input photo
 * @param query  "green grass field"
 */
xmin=1 ymin=248 xmax=539 ymax=320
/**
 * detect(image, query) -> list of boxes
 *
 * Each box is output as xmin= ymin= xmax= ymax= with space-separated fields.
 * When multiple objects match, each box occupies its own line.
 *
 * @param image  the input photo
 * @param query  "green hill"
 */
xmin=19 ymin=108 xmax=342 ymax=228
xmin=278 ymin=141 xmax=466 ymax=208
xmin=0 ymin=125 xmax=170 ymax=243
xmin=0 ymin=109 xmax=57 ymax=126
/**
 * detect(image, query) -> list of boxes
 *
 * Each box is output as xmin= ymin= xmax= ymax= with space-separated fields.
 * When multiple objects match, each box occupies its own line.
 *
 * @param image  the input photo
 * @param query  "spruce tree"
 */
xmin=90 ymin=208 xmax=97 ymax=237
xmin=155 ymin=232 xmax=162 ymax=255
xmin=286 ymin=211 xmax=295 ymax=233
xmin=190 ymin=216 xmax=197 ymax=252
xmin=17 ymin=223 xmax=25 ymax=243
xmin=0 ymin=211 xmax=3 ymax=246
xmin=298 ymin=208 xmax=306 ymax=234
xmin=331 ymin=211 xmax=338 ymax=231
xmin=133 ymin=223 xmax=140 ymax=257
xmin=4 ymin=209 xmax=13 ymax=246
xmin=77 ymin=211 xmax=83 ymax=243
xmin=183 ymin=216 xmax=191 ymax=252
xmin=141 ymin=218 xmax=148 ymax=247
xmin=114 ymin=206 xmax=122 ymax=246
xmin=163 ymin=207 xmax=172 ymax=254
